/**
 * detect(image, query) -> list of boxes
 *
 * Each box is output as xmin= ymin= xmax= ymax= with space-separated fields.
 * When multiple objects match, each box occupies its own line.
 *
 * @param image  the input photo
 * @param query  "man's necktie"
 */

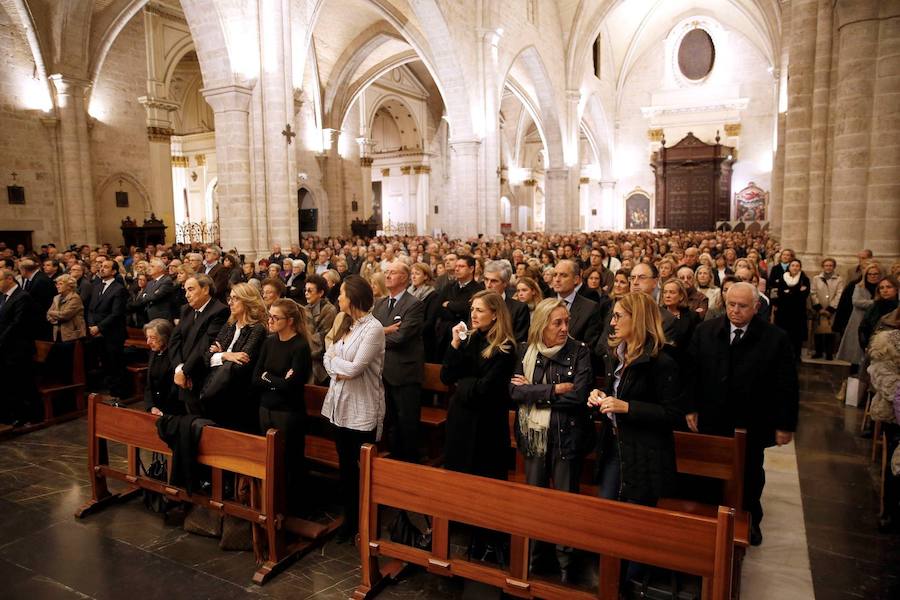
xmin=388 ymin=297 xmax=396 ymax=313
xmin=0 ymin=294 xmax=7 ymax=311
xmin=732 ymin=328 xmax=743 ymax=346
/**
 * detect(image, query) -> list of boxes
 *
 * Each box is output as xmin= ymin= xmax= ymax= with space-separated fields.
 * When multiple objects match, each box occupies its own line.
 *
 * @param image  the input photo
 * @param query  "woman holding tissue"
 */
xmin=588 ymin=292 xmax=684 ymax=506
xmin=441 ymin=290 xmax=517 ymax=480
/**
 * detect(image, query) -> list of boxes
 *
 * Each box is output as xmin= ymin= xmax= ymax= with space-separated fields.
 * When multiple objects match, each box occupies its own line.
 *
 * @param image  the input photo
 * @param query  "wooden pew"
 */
xmin=75 ymin=393 xmax=339 ymax=585
xmin=32 ymin=339 xmax=87 ymax=424
xmin=354 ymin=444 xmax=735 ymax=600
xmin=124 ymin=326 xmax=149 ymax=350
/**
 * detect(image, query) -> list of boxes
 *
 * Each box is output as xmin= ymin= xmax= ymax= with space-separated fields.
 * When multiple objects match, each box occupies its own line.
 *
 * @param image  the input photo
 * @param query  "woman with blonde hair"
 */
xmin=509 ymin=298 xmax=593 ymax=579
xmin=47 ymin=274 xmax=86 ymax=341
xmin=837 ymin=262 xmax=882 ymax=367
xmin=367 ymin=270 xmax=388 ymax=303
xmin=203 ymin=282 xmax=268 ymax=430
xmin=441 ymin=290 xmax=517 ymax=479
xmin=588 ymin=292 xmax=683 ymax=506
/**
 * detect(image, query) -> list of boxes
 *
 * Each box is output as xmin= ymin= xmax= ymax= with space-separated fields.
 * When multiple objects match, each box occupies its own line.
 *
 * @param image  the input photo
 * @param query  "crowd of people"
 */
xmin=1 ymin=228 xmax=898 ymax=561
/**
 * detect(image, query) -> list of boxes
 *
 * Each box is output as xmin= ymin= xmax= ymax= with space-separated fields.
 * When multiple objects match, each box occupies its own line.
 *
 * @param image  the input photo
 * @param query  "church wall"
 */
xmin=89 ymin=13 xmax=153 ymax=246
xmin=615 ymin=24 xmax=776 ymax=228
xmin=0 ymin=3 xmax=60 ymax=245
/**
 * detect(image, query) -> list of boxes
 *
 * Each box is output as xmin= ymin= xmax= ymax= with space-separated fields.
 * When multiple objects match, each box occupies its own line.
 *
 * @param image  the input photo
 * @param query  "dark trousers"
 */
xmin=814 ymin=333 xmax=835 ymax=359
xmin=98 ymin=337 xmax=127 ymax=398
xmin=744 ymin=436 xmax=767 ymax=529
xmin=2 ymin=360 xmax=38 ymax=423
xmin=259 ymin=407 xmax=306 ymax=512
xmin=334 ymin=425 xmax=377 ymax=535
xmin=524 ymin=445 xmax=581 ymax=570
xmin=384 ymin=382 xmax=421 ymax=463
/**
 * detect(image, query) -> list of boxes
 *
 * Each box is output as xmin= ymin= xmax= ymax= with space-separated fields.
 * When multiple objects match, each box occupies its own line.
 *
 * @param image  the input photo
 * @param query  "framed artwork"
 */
xmin=115 ymin=191 xmax=129 ymax=208
xmin=625 ymin=190 xmax=651 ymax=229
xmin=7 ymin=185 xmax=25 ymax=205
xmin=734 ymin=182 xmax=768 ymax=221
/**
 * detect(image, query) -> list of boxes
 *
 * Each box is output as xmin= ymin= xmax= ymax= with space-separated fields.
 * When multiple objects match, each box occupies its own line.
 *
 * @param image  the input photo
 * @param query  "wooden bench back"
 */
xmin=356 ymin=445 xmax=734 ymax=600
xmin=304 ymin=384 xmax=329 ymax=418
xmin=422 ymin=363 xmax=449 ymax=394
xmin=673 ymin=428 xmax=746 ymax=509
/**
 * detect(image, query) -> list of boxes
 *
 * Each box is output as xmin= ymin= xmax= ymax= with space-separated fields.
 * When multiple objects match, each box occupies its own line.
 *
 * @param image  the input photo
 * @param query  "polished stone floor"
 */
xmin=0 ymin=362 xmax=896 ymax=599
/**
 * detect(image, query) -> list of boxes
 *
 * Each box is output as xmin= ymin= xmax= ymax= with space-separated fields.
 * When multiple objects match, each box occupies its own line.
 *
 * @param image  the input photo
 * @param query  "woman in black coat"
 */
xmin=441 ymin=290 xmax=517 ymax=480
xmin=660 ymin=279 xmax=701 ymax=373
xmin=589 ymin=292 xmax=684 ymax=506
xmin=143 ymin=319 xmax=182 ymax=416
xmin=203 ymin=283 xmax=268 ymax=431
xmin=772 ymin=259 xmax=811 ymax=360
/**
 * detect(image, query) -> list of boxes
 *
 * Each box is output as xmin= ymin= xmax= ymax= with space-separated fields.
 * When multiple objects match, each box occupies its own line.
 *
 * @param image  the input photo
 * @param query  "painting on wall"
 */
xmin=625 ymin=190 xmax=651 ymax=229
xmin=735 ymin=182 xmax=768 ymax=221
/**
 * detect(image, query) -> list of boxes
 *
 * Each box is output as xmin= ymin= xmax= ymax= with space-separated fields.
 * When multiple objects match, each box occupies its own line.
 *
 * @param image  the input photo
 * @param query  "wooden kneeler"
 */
xmin=75 ymin=393 xmax=340 ymax=584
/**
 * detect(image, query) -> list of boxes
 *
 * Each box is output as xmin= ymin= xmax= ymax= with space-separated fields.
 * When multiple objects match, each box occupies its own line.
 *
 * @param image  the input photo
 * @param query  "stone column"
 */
xmin=519 ymin=180 xmax=536 ymax=231
xmin=780 ymin=0 xmax=819 ymax=253
xmin=578 ymin=177 xmax=590 ymax=232
xmin=50 ymin=75 xmax=96 ymax=245
xmin=587 ymin=179 xmax=603 ymax=232
xmin=202 ymin=84 xmax=253 ymax=254
xmin=599 ymin=180 xmax=616 ymax=230
xmin=770 ymin=109 xmax=787 ymax=235
xmin=826 ymin=0 xmax=880 ymax=258
xmin=400 ymin=165 xmax=417 ymax=233
xmin=258 ymin=0 xmax=295 ymax=249
xmin=138 ymin=97 xmax=179 ymax=229
xmin=864 ymin=7 xmax=900 ymax=260
xmin=415 ymin=165 xmax=430 ymax=235
xmin=449 ymin=138 xmax=480 ymax=237
xmin=323 ymin=128 xmax=345 ymax=236
xmin=544 ymin=167 xmax=572 ymax=233
xmin=357 ymin=138 xmax=375 ymax=219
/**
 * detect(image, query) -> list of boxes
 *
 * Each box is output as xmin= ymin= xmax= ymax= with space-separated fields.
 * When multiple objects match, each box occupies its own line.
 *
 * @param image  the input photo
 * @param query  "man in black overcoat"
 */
xmin=685 ymin=282 xmax=799 ymax=546
xmin=87 ymin=260 xmax=129 ymax=398
xmin=0 ymin=268 xmax=39 ymax=424
xmin=553 ymin=260 xmax=603 ymax=348
xmin=373 ymin=261 xmax=425 ymax=462
xmin=482 ymin=260 xmax=530 ymax=343
xmin=434 ymin=256 xmax=483 ymax=361
xmin=131 ymin=258 xmax=177 ymax=322
xmin=19 ymin=258 xmax=55 ymax=340
xmin=168 ymin=274 xmax=229 ymax=415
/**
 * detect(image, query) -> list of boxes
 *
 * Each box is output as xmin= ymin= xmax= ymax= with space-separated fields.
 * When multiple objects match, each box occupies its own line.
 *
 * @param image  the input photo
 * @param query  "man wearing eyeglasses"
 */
xmin=202 ymin=246 xmax=230 ymax=303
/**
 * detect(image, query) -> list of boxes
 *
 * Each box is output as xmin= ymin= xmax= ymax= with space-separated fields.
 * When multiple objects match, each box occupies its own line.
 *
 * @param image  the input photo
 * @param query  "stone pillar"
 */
xmin=544 ymin=167 xmax=572 ymax=233
xmin=599 ymin=180 xmax=616 ymax=230
xmin=804 ymin=0 xmax=835 ymax=257
xmin=50 ymin=75 xmax=96 ymax=245
xmin=825 ymin=0 xmax=880 ymax=258
xmin=258 ymin=0 xmax=295 ymax=249
xmin=780 ymin=0 xmax=819 ymax=253
xmin=202 ymin=84 xmax=254 ymax=254
xmin=578 ymin=177 xmax=590 ymax=232
xmin=519 ymin=180 xmax=536 ymax=231
xmin=323 ymin=128 xmax=345 ymax=236
xmin=449 ymin=138 xmax=480 ymax=237
xmin=415 ymin=165 xmax=430 ymax=235
xmin=864 ymin=7 xmax=900 ymax=260
xmin=587 ymin=179 xmax=603 ymax=231
xmin=770 ymin=110 xmax=787 ymax=235
xmin=357 ymin=138 xmax=375 ymax=219
xmin=400 ymin=165 xmax=417 ymax=233
xmin=138 ymin=97 xmax=178 ymax=229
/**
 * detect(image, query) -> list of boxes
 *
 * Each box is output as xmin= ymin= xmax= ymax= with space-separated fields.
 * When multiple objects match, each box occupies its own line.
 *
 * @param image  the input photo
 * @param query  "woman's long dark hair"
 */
xmin=335 ymin=275 xmax=374 ymax=340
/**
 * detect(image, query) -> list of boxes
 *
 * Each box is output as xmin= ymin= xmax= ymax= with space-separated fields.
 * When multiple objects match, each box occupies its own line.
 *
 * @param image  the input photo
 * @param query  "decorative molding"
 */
xmin=171 ymin=155 xmax=189 ymax=168
xmin=724 ymin=123 xmax=741 ymax=136
xmin=647 ymin=128 xmax=664 ymax=142
xmin=381 ymin=168 xmax=391 ymax=177
xmin=359 ymin=157 xmax=374 ymax=167
xmin=400 ymin=166 xmax=413 ymax=175
xmin=579 ymin=177 xmax=590 ymax=185
xmin=523 ymin=179 xmax=537 ymax=187
xmin=194 ymin=154 xmax=206 ymax=166
xmin=414 ymin=165 xmax=431 ymax=174
xmin=149 ymin=126 xmax=174 ymax=142
xmin=640 ymin=99 xmax=749 ymax=119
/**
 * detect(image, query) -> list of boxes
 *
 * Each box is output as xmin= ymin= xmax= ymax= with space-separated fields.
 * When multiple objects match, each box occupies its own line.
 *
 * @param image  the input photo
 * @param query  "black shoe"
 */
xmin=750 ymin=524 xmax=762 ymax=546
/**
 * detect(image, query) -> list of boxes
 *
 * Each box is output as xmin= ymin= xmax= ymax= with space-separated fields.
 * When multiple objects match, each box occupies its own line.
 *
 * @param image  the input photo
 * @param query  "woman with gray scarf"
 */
xmin=409 ymin=262 xmax=440 ymax=362
xmin=509 ymin=298 xmax=593 ymax=581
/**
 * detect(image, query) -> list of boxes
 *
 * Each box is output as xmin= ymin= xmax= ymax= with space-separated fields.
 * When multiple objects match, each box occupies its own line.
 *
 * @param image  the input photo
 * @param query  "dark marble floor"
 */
xmin=0 ymin=362 xmax=896 ymax=599
xmin=795 ymin=363 xmax=900 ymax=600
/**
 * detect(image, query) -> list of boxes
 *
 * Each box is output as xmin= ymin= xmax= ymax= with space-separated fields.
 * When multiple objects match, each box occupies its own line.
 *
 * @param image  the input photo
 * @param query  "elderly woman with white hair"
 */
xmin=143 ymin=318 xmax=180 ymax=416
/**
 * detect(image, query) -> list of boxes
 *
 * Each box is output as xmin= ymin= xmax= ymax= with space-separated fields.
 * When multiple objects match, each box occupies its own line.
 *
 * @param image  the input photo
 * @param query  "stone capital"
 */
xmin=48 ymin=74 xmax=92 ymax=97
xmin=545 ymin=167 xmax=571 ymax=180
xmin=449 ymin=137 xmax=481 ymax=155
xmin=359 ymin=156 xmax=374 ymax=167
xmin=400 ymin=165 xmax=413 ymax=175
xmin=201 ymin=84 xmax=253 ymax=113
xmin=599 ymin=179 xmax=617 ymax=189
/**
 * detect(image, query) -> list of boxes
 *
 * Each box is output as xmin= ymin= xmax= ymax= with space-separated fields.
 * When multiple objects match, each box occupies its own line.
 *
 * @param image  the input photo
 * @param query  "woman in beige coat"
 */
xmin=46 ymin=274 xmax=86 ymax=341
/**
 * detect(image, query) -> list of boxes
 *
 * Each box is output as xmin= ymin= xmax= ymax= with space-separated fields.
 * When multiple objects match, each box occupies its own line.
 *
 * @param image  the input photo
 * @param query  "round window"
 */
xmin=678 ymin=29 xmax=715 ymax=81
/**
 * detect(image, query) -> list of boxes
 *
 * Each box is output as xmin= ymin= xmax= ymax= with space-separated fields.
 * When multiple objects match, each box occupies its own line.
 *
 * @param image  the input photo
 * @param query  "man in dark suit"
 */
xmin=268 ymin=244 xmax=287 ymax=266
xmin=434 ymin=255 xmax=483 ymax=361
xmin=202 ymin=246 xmax=230 ymax=303
xmin=0 ymin=268 xmax=39 ymax=424
xmin=19 ymin=258 xmax=55 ymax=340
xmin=169 ymin=273 xmax=229 ymax=415
xmin=553 ymin=260 xmax=602 ymax=349
xmin=88 ymin=260 xmax=129 ymax=398
xmin=686 ymin=282 xmax=798 ymax=546
xmin=373 ymin=261 xmax=425 ymax=462
xmin=131 ymin=258 xmax=177 ymax=322
xmin=483 ymin=259 xmax=530 ymax=343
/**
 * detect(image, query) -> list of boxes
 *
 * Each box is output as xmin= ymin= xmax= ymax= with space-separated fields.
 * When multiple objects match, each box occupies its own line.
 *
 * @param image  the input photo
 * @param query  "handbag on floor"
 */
xmin=845 ymin=376 xmax=860 ymax=406
xmin=138 ymin=452 xmax=170 ymax=514
xmin=183 ymin=505 xmax=223 ymax=538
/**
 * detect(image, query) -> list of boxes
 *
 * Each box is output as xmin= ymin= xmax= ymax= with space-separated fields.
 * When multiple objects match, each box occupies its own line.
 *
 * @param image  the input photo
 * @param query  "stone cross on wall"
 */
xmin=282 ymin=124 xmax=296 ymax=144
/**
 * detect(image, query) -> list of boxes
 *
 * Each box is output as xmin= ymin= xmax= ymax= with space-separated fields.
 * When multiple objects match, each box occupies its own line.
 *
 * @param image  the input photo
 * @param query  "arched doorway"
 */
xmin=299 ymin=188 xmax=318 ymax=233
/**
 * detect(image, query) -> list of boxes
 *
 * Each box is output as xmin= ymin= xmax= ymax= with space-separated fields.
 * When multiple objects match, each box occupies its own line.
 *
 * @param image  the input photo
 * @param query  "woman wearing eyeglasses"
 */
xmin=588 ymin=291 xmax=683 ymax=507
xmin=203 ymin=282 xmax=267 ymax=431
xmin=254 ymin=299 xmax=313 ymax=513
